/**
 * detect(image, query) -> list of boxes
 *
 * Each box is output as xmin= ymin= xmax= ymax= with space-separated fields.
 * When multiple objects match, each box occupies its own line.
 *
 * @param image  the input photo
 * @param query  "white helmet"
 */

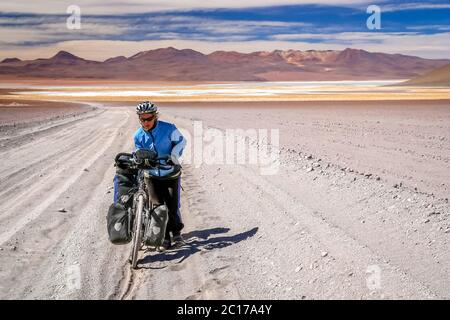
xmin=136 ymin=101 xmax=157 ymax=114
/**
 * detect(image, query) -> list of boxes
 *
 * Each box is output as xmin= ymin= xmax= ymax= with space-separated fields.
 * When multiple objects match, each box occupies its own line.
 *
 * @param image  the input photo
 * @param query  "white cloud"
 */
xmin=381 ymin=3 xmax=450 ymax=12
xmin=272 ymin=32 xmax=420 ymax=41
xmin=0 ymin=27 xmax=57 ymax=45
xmin=0 ymin=0 xmax=379 ymax=15
xmin=162 ymin=17 xmax=311 ymax=35
xmin=0 ymin=22 xmax=130 ymax=45
xmin=0 ymin=15 xmax=313 ymax=46
xmin=407 ymin=25 xmax=450 ymax=31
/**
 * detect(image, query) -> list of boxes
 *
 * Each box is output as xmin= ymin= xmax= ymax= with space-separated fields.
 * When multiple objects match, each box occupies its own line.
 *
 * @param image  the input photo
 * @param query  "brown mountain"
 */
xmin=401 ymin=63 xmax=450 ymax=86
xmin=1 ymin=47 xmax=449 ymax=81
xmin=104 ymin=56 xmax=127 ymax=63
xmin=1 ymin=58 xmax=21 ymax=63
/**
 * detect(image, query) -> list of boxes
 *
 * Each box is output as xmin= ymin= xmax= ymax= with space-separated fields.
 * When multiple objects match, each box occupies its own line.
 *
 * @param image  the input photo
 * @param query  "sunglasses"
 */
xmin=139 ymin=115 xmax=156 ymax=122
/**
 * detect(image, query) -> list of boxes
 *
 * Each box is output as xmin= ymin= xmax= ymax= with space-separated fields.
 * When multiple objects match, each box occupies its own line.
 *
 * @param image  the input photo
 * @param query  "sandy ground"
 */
xmin=0 ymin=99 xmax=449 ymax=299
xmin=0 ymin=99 xmax=94 ymax=132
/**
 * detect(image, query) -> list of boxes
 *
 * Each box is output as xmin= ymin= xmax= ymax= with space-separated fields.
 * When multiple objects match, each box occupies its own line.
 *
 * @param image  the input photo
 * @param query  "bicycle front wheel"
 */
xmin=130 ymin=194 xmax=144 ymax=269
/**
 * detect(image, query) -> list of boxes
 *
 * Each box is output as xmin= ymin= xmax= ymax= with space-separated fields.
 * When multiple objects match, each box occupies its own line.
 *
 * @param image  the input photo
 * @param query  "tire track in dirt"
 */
xmin=0 ymin=106 xmax=137 ymax=299
xmin=0 ymin=110 xmax=130 ymax=246
xmin=0 ymin=102 xmax=103 ymax=151
xmin=0 ymin=129 xmax=110 ymax=211
xmin=0 ymin=106 xmax=106 ymax=200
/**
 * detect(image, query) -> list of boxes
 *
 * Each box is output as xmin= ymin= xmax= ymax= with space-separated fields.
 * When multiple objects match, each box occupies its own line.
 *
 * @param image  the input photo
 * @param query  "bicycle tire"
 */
xmin=130 ymin=194 xmax=144 ymax=269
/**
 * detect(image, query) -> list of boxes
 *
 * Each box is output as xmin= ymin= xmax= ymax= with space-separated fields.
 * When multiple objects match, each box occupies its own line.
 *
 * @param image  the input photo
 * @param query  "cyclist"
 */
xmin=115 ymin=101 xmax=186 ymax=251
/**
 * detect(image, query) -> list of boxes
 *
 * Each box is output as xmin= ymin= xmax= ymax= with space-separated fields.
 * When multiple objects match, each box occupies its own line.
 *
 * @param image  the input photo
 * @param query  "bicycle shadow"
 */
xmin=138 ymin=226 xmax=258 ymax=269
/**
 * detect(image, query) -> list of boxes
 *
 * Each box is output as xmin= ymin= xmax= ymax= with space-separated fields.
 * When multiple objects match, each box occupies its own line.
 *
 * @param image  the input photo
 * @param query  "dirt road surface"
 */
xmin=0 ymin=100 xmax=449 ymax=299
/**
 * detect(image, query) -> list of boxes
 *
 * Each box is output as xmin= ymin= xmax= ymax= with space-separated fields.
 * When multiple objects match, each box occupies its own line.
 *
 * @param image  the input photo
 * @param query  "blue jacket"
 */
xmin=134 ymin=120 xmax=186 ymax=177
xmin=134 ymin=120 xmax=186 ymax=161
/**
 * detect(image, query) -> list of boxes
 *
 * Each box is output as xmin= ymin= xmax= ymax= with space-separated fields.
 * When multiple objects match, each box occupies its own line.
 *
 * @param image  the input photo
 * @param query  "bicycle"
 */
xmin=114 ymin=149 xmax=181 ymax=269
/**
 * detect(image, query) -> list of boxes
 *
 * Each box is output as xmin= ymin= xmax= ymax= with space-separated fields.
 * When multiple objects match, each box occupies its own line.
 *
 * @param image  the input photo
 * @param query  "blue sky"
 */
xmin=0 ymin=0 xmax=449 ymax=60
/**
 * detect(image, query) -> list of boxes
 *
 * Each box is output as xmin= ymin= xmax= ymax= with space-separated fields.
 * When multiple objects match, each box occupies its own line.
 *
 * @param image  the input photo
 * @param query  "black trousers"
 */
xmin=147 ymin=176 xmax=184 ymax=239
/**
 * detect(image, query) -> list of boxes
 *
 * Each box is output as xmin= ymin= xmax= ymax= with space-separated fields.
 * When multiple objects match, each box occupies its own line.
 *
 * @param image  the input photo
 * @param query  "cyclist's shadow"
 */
xmin=138 ymin=226 xmax=258 ymax=269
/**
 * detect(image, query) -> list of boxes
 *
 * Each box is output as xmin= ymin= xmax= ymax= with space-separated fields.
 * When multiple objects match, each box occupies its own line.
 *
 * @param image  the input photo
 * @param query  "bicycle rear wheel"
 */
xmin=130 ymin=194 xmax=144 ymax=269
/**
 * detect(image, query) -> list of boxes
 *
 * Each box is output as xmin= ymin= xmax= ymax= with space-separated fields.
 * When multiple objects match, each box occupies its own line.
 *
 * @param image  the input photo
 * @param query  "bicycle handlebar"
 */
xmin=115 ymin=152 xmax=177 ymax=170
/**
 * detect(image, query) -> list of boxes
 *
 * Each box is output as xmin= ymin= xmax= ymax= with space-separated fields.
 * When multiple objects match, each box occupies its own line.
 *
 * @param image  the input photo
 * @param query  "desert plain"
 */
xmin=0 ymin=80 xmax=449 ymax=299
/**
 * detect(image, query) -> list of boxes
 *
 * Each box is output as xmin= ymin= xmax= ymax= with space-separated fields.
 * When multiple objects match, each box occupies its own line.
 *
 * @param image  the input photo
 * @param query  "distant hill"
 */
xmin=1 ymin=58 xmax=21 ymax=63
xmin=1 ymin=47 xmax=449 ymax=81
xmin=401 ymin=63 xmax=450 ymax=86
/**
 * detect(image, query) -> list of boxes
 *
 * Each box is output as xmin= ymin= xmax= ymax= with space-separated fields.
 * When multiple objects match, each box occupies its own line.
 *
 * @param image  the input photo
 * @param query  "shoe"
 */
xmin=156 ymin=239 xmax=171 ymax=252
xmin=145 ymin=245 xmax=156 ymax=252
xmin=172 ymin=234 xmax=186 ymax=247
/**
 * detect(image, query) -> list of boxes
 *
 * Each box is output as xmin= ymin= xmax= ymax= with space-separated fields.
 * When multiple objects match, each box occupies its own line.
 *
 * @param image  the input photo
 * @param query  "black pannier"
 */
xmin=107 ymin=202 xmax=132 ymax=245
xmin=107 ymin=153 xmax=136 ymax=245
xmin=114 ymin=153 xmax=137 ymax=203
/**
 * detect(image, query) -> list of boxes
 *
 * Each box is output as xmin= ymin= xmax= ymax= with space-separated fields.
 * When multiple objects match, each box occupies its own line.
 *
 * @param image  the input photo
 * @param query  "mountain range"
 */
xmin=1 ymin=47 xmax=449 ymax=81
